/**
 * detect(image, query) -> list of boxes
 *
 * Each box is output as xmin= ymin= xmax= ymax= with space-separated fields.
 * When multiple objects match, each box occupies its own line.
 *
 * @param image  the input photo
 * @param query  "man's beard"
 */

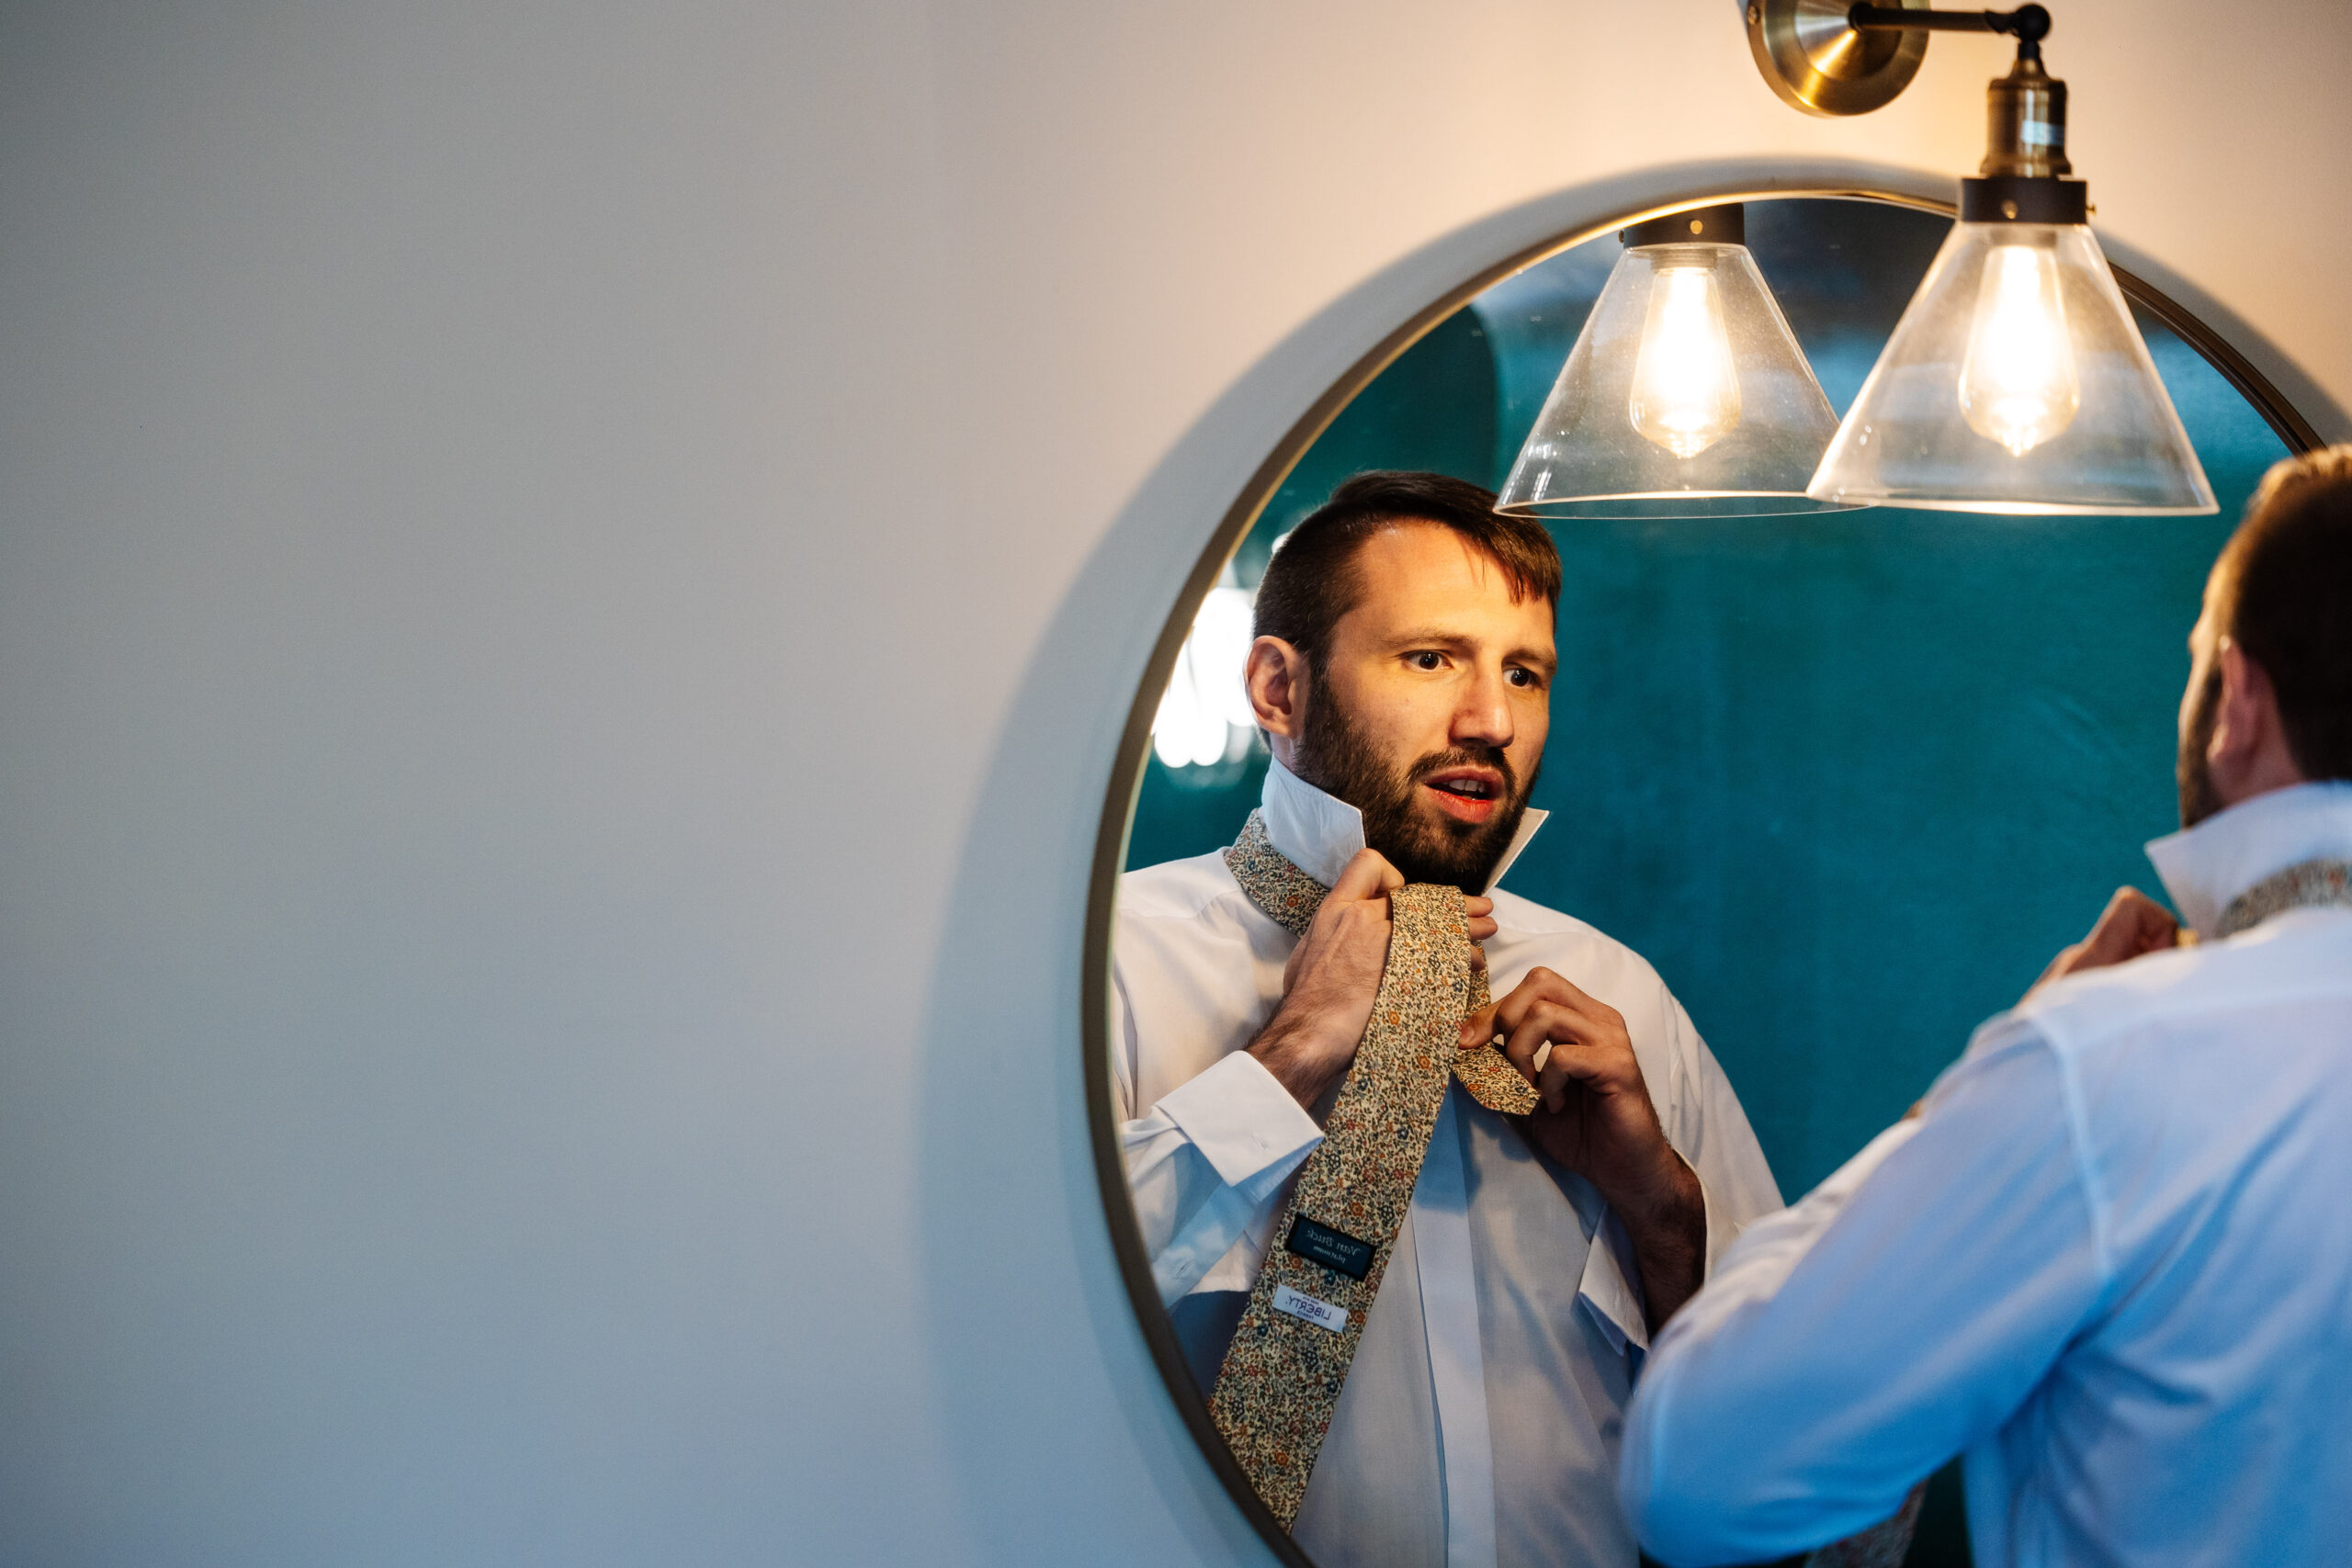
xmin=1293 ymin=682 xmax=1540 ymax=893
xmin=2177 ymin=668 xmax=2225 ymax=828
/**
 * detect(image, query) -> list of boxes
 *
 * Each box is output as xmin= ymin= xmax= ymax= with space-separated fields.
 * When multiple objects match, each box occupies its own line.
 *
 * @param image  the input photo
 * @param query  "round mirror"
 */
xmin=1087 ymin=191 xmax=2315 ymax=1568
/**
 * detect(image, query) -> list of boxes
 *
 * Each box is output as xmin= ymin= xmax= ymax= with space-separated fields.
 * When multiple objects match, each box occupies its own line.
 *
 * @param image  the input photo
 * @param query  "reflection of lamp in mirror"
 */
xmin=1497 ymin=203 xmax=1846 ymax=518
xmin=1628 ymin=259 xmax=1742 ymax=457
xmin=1151 ymin=581 xmax=1259 ymax=768
xmin=1750 ymin=0 xmax=2215 ymax=513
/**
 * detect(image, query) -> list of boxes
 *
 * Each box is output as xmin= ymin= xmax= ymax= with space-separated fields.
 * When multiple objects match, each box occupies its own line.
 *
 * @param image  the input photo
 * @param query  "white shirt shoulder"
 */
xmin=2013 ymin=906 xmax=2352 ymax=1057
xmin=1487 ymin=886 xmax=1672 ymax=986
xmin=1483 ymin=888 xmax=1690 ymax=1078
xmin=1111 ymin=851 xmax=1292 ymax=1120
xmin=1115 ymin=848 xmax=1244 ymax=918
xmin=1483 ymin=884 xmax=1784 ymax=1252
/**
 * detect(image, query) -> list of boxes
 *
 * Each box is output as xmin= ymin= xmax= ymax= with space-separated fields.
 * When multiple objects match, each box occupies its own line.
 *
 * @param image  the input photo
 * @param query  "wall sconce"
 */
xmin=1497 ymin=203 xmax=1847 ymax=518
xmin=1752 ymin=0 xmax=2215 ymax=513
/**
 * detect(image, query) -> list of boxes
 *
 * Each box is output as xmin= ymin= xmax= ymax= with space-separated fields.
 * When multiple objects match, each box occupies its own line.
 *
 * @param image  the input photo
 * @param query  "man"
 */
xmin=1620 ymin=448 xmax=2352 ymax=1567
xmin=1114 ymin=471 xmax=1781 ymax=1568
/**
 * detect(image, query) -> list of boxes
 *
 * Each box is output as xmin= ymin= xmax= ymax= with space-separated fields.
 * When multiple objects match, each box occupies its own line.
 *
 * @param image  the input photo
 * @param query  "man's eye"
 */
xmin=1507 ymin=668 xmax=1542 ymax=688
xmin=1410 ymin=651 xmax=1444 ymax=671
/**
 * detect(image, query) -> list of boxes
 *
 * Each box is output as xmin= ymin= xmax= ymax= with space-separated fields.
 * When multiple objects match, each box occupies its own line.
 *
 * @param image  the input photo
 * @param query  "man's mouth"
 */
xmin=1420 ymin=769 xmax=1506 ymax=825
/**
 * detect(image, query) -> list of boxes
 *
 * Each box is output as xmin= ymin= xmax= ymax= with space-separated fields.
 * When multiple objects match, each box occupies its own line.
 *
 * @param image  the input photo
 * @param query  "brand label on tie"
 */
xmin=1271 ymin=1284 xmax=1348 ymax=1333
xmin=1285 ymin=1214 xmax=1374 ymax=1280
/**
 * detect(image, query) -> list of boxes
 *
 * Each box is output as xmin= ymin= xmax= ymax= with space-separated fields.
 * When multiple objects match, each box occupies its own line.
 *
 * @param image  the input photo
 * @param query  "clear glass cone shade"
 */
xmin=1807 ymin=223 xmax=2216 ymax=514
xmin=1498 ymin=243 xmax=1845 ymax=518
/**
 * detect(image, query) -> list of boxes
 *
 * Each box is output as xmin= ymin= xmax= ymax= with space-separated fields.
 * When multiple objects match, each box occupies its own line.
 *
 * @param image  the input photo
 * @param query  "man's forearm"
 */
xmin=1615 ymin=1154 xmax=1706 ymax=1331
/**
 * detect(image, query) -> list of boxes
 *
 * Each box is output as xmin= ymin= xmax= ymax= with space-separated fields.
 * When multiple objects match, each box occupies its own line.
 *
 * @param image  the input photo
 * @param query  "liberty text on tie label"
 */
xmin=1271 ymin=1283 xmax=1348 ymax=1333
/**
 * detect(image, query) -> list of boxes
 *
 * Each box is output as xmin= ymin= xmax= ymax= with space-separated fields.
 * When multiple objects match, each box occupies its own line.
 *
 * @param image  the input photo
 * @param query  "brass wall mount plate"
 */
xmin=1747 ymin=0 xmax=1928 ymax=117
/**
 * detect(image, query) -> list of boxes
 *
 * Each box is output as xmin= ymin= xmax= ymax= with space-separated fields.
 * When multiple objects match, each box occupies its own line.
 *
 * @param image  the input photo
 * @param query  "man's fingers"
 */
xmin=2086 ymin=886 xmax=2179 ymax=963
xmin=2106 ymin=886 xmax=2173 ymax=930
xmin=1503 ymin=1002 xmax=1600 ymax=1082
xmin=1464 ymin=896 xmax=1494 ymax=919
xmin=1329 ymin=848 xmax=1405 ymax=903
xmin=2122 ymin=889 xmax=2179 ymax=949
xmin=1458 ymin=1002 xmax=1498 ymax=1049
xmin=1490 ymin=965 xmax=1606 ymax=1036
xmin=1537 ymin=1038 xmax=1605 ymax=1112
xmin=2026 ymin=888 xmax=2184 ymax=1003
xmin=1466 ymin=915 xmax=1498 ymax=942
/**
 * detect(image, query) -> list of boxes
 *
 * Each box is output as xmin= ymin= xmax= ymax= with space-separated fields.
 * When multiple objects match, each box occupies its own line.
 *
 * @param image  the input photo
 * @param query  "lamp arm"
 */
xmin=1848 ymin=3 xmax=2051 ymax=59
xmin=1744 ymin=0 xmax=2058 ymax=118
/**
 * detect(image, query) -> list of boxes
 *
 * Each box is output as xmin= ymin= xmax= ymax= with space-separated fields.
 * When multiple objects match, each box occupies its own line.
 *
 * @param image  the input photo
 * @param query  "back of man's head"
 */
xmin=1253 ymin=470 xmax=1562 ymax=665
xmin=2217 ymin=446 xmax=2352 ymax=783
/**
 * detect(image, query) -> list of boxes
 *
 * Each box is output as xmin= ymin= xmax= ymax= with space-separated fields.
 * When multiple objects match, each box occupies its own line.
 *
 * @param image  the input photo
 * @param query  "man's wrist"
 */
xmin=1248 ymin=1010 xmax=1341 ymax=1109
xmin=1610 ymin=1153 xmax=1705 ymax=1269
xmin=1602 ymin=1148 xmax=1701 ymax=1231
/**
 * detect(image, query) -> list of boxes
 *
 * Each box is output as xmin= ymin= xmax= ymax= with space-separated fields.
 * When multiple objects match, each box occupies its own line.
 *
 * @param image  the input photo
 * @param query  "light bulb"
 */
xmin=1957 ymin=242 xmax=2079 ymax=456
xmin=1627 ymin=261 xmax=1742 ymax=459
xmin=1152 ymin=585 xmax=1259 ymax=768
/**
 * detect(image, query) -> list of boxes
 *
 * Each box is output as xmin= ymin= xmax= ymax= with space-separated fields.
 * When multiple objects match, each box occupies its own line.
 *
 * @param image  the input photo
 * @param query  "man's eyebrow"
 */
xmin=1383 ymin=627 xmax=1558 ymax=674
xmin=1382 ymin=626 xmax=1476 ymax=649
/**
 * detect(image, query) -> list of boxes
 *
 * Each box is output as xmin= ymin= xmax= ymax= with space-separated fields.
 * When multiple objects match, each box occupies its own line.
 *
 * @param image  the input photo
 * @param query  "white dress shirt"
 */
xmin=1622 ymin=781 xmax=2352 ymax=1568
xmin=1115 ymin=759 xmax=1781 ymax=1568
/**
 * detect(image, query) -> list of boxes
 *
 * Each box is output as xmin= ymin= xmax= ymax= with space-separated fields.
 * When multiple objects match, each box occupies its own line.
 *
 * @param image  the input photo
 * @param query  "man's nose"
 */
xmin=1452 ymin=666 xmax=1515 ymax=750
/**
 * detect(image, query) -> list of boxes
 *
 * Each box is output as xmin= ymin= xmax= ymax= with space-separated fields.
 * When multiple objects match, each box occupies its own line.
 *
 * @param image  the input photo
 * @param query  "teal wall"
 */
xmin=1125 ymin=199 xmax=2290 ymax=1203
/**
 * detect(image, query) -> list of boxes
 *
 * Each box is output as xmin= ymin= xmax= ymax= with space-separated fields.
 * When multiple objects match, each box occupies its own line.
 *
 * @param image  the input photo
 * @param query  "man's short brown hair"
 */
xmin=2216 ymin=446 xmax=2352 ymax=782
xmin=1252 ymin=471 xmax=1562 ymax=665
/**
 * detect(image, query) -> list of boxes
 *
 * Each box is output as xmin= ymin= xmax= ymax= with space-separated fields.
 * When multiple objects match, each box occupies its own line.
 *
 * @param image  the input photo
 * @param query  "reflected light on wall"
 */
xmin=1152 ymin=584 xmax=1260 ymax=768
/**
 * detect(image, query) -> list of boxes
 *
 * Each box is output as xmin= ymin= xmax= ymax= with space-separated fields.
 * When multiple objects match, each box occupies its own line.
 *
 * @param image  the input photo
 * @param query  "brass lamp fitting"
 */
xmin=1971 ymin=6 xmax=2067 ymax=181
xmin=1749 ymin=1 xmax=2088 ymax=222
xmin=1981 ymin=53 xmax=2070 ymax=179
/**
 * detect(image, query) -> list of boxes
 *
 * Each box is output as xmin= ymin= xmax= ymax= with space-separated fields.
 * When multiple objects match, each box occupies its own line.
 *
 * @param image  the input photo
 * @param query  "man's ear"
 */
xmin=1245 ymin=636 xmax=1308 ymax=742
xmin=2207 ymin=637 xmax=2309 ymax=803
xmin=2207 ymin=638 xmax=2273 ymax=769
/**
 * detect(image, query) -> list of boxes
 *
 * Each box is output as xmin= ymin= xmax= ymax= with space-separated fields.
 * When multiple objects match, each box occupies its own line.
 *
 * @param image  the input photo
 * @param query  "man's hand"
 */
xmin=1248 ymin=849 xmax=1397 ymax=1111
xmin=2024 ymin=886 xmax=2182 ymax=1004
xmin=1247 ymin=852 xmax=1497 ymax=1110
xmin=1460 ymin=967 xmax=1704 ymax=1326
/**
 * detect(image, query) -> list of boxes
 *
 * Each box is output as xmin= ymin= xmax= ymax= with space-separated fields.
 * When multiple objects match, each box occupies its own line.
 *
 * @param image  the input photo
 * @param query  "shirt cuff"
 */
xmin=1579 ymin=1205 xmax=1650 ymax=1355
xmin=1700 ymin=1170 xmax=1742 ymax=1280
xmin=1157 ymin=1050 xmax=1325 ymax=1190
xmin=1593 ymin=1164 xmax=1735 ymax=1357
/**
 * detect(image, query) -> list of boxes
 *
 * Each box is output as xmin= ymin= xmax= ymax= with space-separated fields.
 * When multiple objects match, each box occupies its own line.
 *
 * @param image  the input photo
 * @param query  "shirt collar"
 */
xmin=1259 ymin=754 xmax=1549 ymax=895
xmin=2144 ymin=780 xmax=2352 ymax=938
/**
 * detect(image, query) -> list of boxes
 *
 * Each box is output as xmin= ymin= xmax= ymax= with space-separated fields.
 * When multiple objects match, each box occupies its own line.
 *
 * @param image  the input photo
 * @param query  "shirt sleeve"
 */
xmin=1664 ymin=995 xmax=1786 ymax=1274
xmin=1115 ymin=965 xmax=1324 ymax=1305
xmin=1570 ymin=987 xmax=1788 ymax=1354
xmin=1619 ymin=1021 xmax=2106 ymax=1566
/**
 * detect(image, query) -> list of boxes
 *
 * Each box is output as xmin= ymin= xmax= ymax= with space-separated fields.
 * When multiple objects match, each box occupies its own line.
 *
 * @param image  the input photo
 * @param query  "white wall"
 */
xmin=2 ymin=2 xmax=2345 ymax=1562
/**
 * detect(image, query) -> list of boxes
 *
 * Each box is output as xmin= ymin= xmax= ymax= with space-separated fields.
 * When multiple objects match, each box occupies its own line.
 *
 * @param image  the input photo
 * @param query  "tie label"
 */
xmin=1271 ymin=1284 xmax=1348 ymax=1333
xmin=1285 ymin=1214 xmax=1375 ymax=1280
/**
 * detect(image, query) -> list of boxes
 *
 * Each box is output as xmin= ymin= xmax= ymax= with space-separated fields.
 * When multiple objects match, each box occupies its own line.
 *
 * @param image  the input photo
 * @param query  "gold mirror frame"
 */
xmin=1080 ymin=184 xmax=2323 ymax=1566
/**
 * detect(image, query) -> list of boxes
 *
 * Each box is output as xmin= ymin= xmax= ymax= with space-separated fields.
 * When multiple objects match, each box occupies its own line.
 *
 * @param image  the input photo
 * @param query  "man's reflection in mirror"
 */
xmin=1114 ymin=472 xmax=1783 ymax=1567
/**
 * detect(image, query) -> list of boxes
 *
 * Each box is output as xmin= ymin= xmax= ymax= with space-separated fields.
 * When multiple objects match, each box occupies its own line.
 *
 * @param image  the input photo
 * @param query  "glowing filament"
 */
xmin=1958 ymin=243 xmax=2080 ymax=456
xmin=1628 ymin=263 xmax=1742 ymax=459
